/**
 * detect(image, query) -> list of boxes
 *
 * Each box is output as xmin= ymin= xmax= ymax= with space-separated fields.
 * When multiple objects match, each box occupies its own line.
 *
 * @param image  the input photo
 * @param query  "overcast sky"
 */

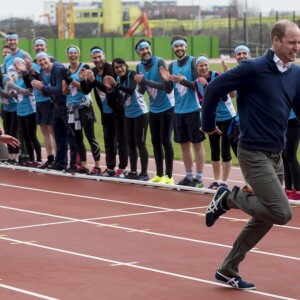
xmin=0 ymin=0 xmax=299 ymax=21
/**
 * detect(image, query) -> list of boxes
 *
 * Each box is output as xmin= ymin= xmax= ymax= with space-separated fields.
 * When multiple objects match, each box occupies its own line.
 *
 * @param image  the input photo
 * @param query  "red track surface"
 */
xmin=0 ymin=158 xmax=299 ymax=300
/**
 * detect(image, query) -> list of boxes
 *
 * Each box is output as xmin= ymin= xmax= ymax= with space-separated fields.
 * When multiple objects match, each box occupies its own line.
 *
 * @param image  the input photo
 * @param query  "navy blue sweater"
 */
xmin=202 ymin=49 xmax=300 ymax=153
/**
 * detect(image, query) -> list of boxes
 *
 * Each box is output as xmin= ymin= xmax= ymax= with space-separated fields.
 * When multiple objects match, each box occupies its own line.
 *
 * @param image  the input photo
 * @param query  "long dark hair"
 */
xmin=111 ymin=57 xmax=128 ymax=78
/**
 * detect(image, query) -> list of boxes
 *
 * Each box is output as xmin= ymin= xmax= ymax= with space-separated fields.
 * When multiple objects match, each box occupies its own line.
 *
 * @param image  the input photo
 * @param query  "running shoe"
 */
xmin=193 ymin=178 xmax=204 ymax=188
xmin=38 ymin=160 xmax=52 ymax=169
xmin=215 ymin=270 xmax=256 ymax=290
xmin=288 ymin=189 xmax=300 ymax=200
xmin=177 ymin=177 xmax=194 ymax=186
xmin=89 ymin=167 xmax=101 ymax=176
xmin=139 ymin=173 xmax=149 ymax=181
xmin=73 ymin=166 xmax=89 ymax=174
xmin=205 ymin=186 xmax=230 ymax=227
xmin=208 ymin=181 xmax=220 ymax=190
xmin=99 ymin=169 xmax=115 ymax=177
xmin=149 ymin=175 xmax=163 ymax=183
xmin=219 ymin=183 xmax=228 ymax=188
xmin=126 ymin=172 xmax=140 ymax=180
xmin=160 ymin=175 xmax=174 ymax=185
xmin=114 ymin=169 xmax=127 ymax=178
xmin=47 ymin=164 xmax=65 ymax=171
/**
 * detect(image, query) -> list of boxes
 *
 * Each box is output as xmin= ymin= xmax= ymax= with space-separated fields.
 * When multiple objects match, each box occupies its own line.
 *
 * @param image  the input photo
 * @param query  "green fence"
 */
xmin=0 ymin=36 xmax=219 ymax=64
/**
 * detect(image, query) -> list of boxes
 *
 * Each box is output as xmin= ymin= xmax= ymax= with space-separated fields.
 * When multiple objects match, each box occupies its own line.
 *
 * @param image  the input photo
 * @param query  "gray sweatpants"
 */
xmin=219 ymin=147 xmax=292 ymax=276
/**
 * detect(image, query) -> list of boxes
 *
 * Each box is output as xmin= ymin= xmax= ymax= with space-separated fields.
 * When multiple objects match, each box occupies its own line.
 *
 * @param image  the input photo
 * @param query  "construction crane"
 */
xmin=125 ymin=11 xmax=152 ymax=37
xmin=58 ymin=0 xmax=75 ymax=39
xmin=40 ymin=13 xmax=51 ymax=26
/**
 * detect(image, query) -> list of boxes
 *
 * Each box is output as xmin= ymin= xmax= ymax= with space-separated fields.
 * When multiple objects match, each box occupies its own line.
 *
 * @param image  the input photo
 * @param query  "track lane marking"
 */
xmin=0 ymin=205 xmax=299 ymax=262
xmin=0 ymin=236 xmax=297 ymax=300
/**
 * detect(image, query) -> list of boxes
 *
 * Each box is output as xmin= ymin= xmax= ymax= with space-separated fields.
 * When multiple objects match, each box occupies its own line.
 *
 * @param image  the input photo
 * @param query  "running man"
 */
xmin=202 ymin=19 xmax=300 ymax=290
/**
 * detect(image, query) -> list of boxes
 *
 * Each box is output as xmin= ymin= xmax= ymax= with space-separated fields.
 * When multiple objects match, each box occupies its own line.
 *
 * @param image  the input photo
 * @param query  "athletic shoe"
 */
xmin=219 ymin=183 xmax=228 ymax=188
xmin=30 ymin=161 xmax=42 ymax=168
xmin=114 ymin=169 xmax=127 ymax=178
xmin=288 ymin=190 xmax=300 ymax=200
xmin=73 ymin=166 xmax=89 ymax=174
xmin=242 ymin=184 xmax=254 ymax=195
xmin=139 ymin=173 xmax=149 ymax=181
xmin=193 ymin=178 xmax=204 ymax=188
xmin=205 ymin=186 xmax=230 ymax=227
xmin=208 ymin=181 xmax=220 ymax=190
xmin=285 ymin=189 xmax=292 ymax=197
xmin=215 ymin=270 xmax=256 ymax=290
xmin=160 ymin=175 xmax=174 ymax=185
xmin=149 ymin=175 xmax=163 ymax=183
xmin=99 ymin=169 xmax=115 ymax=177
xmin=178 ymin=177 xmax=194 ymax=186
xmin=38 ymin=161 xmax=52 ymax=169
xmin=89 ymin=167 xmax=101 ymax=176
xmin=126 ymin=172 xmax=140 ymax=180
xmin=5 ymin=159 xmax=17 ymax=165
xmin=47 ymin=164 xmax=64 ymax=171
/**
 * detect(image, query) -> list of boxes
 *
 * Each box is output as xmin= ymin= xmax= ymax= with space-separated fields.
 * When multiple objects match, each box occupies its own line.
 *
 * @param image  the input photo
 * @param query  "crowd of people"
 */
xmin=0 ymin=19 xmax=300 ymax=291
xmin=0 ymin=28 xmax=299 ymax=195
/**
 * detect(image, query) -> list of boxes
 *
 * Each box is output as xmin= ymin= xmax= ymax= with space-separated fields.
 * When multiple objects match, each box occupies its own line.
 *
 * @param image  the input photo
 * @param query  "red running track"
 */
xmin=0 ymin=164 xmax=299 ymax=300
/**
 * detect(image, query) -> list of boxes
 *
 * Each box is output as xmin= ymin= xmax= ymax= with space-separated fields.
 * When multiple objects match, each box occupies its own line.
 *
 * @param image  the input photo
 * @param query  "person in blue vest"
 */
xmin=80 ymin=46 xmax=128 ymax=178
xmin=104 ymin=58 xmax=149 ymax=181
xmin=202 ymin=19 xmax=300 ymax=290
xmin=134 ymin=39 xmax=175 ymax=184
xmin=22 ymin=37 xmax=56 ymax=169
xmin=13 ymin=57 xmax=42 ymax=167
xmin=30 ymin=52 xmax=77 ymax=171
xmin=4 ymin=31 xmax=32 ymax=164
xmin=196 ymin=56 xmax=236 ymax=190
xmin=62 ymin=45 xmax=101 ymax=174
xmin=159 ymin=35 xmax=206 ymax=187
xmin=0 ymin=69 xmax=20 ymax=164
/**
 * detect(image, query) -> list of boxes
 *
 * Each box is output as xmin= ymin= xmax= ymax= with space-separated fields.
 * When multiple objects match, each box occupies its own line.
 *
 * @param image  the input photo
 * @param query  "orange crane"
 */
xmin=40 ymin=13 xmax=51 ymax=26
xmin=125 ymin=11 xmax=152 ymax=37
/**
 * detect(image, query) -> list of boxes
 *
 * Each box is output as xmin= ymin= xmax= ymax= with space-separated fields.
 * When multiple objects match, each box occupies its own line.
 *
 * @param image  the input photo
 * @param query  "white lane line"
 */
xmin=0 ymin=205 xmax=300 ymax=262
xmin=0 ymin=283 xmax=59 ymax=300
xmin=1 ymin=182 xmax=299 ymax=231
xmin=0 ymin=183 xmax=178 ymax=211
xmin=0 ymin=236 xmax=296 ymax=300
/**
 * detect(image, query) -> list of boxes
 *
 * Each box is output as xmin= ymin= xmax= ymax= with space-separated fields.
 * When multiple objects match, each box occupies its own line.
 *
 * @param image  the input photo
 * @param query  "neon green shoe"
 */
xmin=149 ymin=175 xmax=163 ymax=183
xmin=161 ymin=175 xmax=174 ymax=185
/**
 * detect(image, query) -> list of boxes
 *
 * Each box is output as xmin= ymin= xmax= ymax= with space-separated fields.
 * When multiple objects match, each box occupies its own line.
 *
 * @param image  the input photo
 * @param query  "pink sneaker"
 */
xmin=288 ymin=190 xmax=300 ymax=200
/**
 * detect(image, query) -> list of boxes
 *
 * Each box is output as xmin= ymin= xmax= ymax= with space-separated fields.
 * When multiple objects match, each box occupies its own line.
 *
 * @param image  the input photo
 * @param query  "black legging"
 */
xmin=102 ymin=111 xmax=128 ymax=170
xmin=69 ymin=105 xmax=100 ymax=162
xmin=209 ymin=118 xmax=233 ymax=162
xmin=124 ymin=113 xmax=149 ymax=174
xmin=149 ymin=107 xmax=174 ymax=177
xmin=283 ymin=118 xmax=300 ymax=191
xmin=2 ymin=110 xmax=19 ymax=154
xmin=18 ymin=113 xmax=41 ymax=162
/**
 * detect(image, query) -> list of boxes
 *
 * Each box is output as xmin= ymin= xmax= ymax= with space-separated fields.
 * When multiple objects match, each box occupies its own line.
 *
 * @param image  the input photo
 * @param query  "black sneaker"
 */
xmin=38 ymin=161 xmax=52 ymax=169
xmin=47 ymin=164 xmax=64 ymax=171
xmin=178 ymin=177 xmax=194 ymax=186
xmin=139 ymin=173 xmax=149 ymax=181
xmin=215 ymin=270 xmax=256 ymax=290
xmin=126 ymin=172 xmax=140 ymax=180
xmin=205 ymin=186 xmax=230 ymax=227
